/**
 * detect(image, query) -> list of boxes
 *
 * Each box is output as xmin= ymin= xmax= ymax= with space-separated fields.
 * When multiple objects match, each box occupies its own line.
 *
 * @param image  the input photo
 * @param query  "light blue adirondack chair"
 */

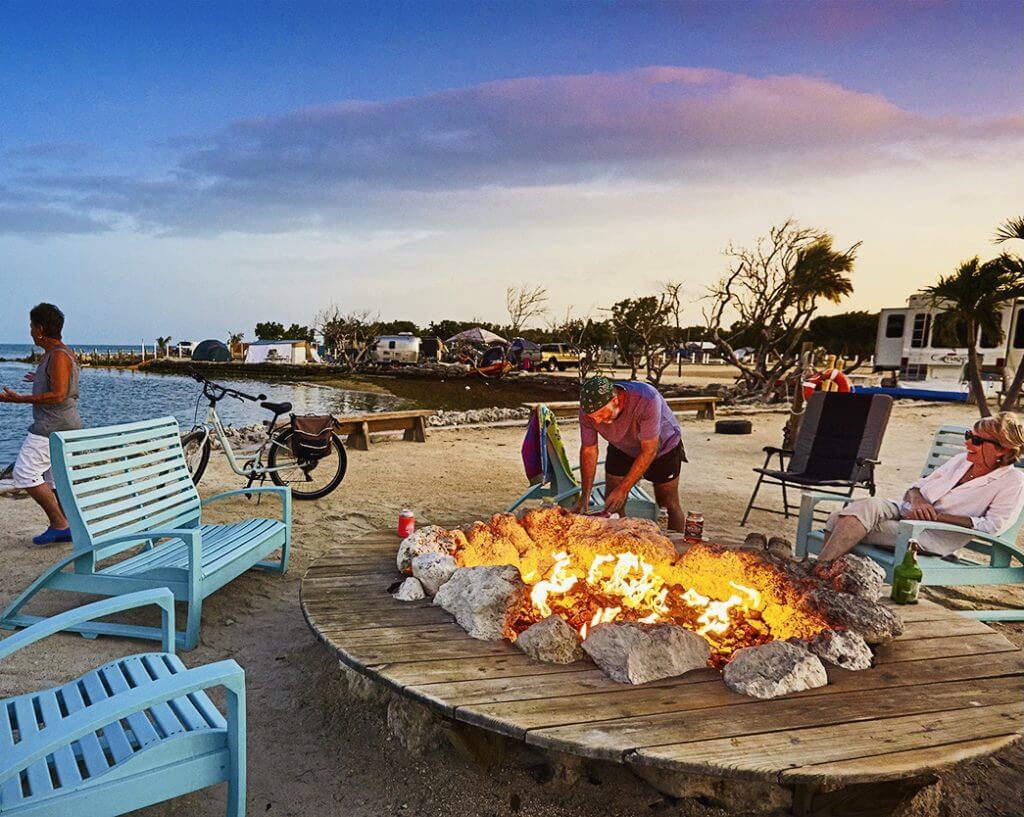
xmin=0 ymin=588 xmax=246 ymax=815
xmin=795 ymin=425 xmax=1024 ymax=621
xmin=507 ymin=405 xmax=658 ymax=520
xmin=0 ymin=417 xmax=291 ymax=649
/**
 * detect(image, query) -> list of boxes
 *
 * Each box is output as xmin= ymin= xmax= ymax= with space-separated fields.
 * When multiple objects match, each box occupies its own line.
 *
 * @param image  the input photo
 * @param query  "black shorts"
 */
xmin=605 ymin=440 xmax=686 ymax=485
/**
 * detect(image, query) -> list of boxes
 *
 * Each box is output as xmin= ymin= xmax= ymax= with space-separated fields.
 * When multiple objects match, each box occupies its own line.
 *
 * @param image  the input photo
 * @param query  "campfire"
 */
xmin=395 ymin=508 xmax=903 ymax=698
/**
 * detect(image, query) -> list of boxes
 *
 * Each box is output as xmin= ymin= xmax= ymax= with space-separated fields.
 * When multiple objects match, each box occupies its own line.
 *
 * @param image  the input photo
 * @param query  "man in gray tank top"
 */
xmin=0 ymin=303 xmax=82 ymax=545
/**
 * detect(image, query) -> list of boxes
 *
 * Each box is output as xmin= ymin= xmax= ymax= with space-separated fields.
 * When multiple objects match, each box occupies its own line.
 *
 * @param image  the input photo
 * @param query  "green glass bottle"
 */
xmin=891 ymin=539 xmax=923 ymax=604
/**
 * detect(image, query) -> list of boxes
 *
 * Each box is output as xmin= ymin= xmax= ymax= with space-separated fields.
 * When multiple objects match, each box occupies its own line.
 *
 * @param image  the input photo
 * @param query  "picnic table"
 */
xmin=524 ymin=395 xmax=719 ymax=420
xmin=301 ymin=529 xmax=1024 ymax=815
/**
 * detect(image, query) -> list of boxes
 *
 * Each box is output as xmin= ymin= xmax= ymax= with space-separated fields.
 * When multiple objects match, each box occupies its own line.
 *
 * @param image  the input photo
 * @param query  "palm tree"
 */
xmin=155 ymin=336 xmax=172 ymax=357
xmin=994 ymin=217 xmax=1024 ymax=244
xmin=924 ymin=255 xmax=1024 ymax=416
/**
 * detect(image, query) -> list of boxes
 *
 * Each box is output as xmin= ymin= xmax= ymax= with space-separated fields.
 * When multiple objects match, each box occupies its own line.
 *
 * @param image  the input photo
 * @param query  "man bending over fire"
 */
xmin=573 ymin=376 xmax=687 ymax=531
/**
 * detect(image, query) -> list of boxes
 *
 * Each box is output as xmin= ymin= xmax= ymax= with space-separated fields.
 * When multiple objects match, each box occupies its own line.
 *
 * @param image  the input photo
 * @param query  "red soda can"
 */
xmin=684 ymin=512 xmax=704 ymax=542
xmin=398 ymin=509 xmax=416 ymax=538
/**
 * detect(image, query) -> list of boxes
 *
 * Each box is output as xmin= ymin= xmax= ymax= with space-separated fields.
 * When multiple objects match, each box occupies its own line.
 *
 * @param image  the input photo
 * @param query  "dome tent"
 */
xmin=191 ymin=339 xmax=231 ymax=362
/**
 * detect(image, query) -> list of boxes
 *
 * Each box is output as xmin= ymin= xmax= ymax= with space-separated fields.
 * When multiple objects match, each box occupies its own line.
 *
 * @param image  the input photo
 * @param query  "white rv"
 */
xmin=371 ymin=333 xmax=421 ymax=364
xmin=875 ymin=293 xmax=1024 ymax=396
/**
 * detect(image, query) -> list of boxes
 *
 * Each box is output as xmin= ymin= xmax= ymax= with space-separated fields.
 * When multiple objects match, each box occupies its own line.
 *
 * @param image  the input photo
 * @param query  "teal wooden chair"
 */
xmin=0 ymin=588 xmax=246 ymax=815
xmin=795 ymin=425 xmax=1024 ymax=621
xmin=0 ymin=417 xmax=291 ymax=650
xmin=507 ymin=405 xmax=658 ymax=520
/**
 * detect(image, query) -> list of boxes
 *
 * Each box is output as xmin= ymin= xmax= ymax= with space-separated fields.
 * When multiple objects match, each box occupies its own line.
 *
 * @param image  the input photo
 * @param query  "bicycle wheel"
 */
xmin=180 ymin=430 xmax=211 ymax=485
xmin=267 ymin=429 xmax=347 ymax=500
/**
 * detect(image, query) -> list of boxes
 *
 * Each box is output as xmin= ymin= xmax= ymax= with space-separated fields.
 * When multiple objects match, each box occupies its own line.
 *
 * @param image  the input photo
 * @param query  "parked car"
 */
xmin=539 ymin=343 xmax=581 ymax=372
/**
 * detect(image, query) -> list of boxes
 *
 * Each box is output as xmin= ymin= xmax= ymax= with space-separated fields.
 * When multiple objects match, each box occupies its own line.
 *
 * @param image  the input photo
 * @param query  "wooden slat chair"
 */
xmin=0 ymin=417 xmax=291 ymax=650
xmin=795 ymin=425 xmax=1024 ymax=621
xmin=507 ymin=405 xmax=658 ymax=520
xmin=0 ymin=588 xmax=246 ymax=816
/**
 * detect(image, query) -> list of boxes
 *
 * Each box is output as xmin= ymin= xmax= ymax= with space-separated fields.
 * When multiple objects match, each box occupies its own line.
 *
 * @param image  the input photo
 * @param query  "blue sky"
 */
xmin=2 ymin=0 xmax=1022 ymax=343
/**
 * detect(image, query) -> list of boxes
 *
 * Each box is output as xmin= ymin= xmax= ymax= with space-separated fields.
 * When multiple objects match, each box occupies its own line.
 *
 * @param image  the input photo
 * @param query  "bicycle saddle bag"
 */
xmin=290 ymin=414 xmax=335 ymax=460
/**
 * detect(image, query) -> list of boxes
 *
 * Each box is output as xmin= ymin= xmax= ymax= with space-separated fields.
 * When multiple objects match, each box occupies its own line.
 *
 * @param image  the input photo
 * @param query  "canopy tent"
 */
xmin=244 ymin=340 xmax=322 ymax=365
xmin=445 ymin=327 xmax=507 ymax=346
xmin=510 ymin=337 xmax=541 ymax=351
xmin=191 ymin=339 xmax=231 ymax=362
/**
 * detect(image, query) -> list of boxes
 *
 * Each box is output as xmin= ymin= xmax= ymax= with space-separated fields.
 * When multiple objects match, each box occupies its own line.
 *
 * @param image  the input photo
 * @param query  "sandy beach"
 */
xmin=1 ymin=401 xmax=1021 ymax=816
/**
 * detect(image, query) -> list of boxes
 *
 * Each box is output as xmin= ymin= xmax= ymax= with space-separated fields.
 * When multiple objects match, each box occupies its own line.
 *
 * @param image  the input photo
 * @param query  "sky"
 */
xmin=1 ymin=0 xmax=1022 ymax=343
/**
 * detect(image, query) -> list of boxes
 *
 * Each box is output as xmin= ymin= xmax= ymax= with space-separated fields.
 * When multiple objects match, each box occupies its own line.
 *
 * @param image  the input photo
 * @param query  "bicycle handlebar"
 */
xmin=185 ymin=366 xmax=266 ymax=403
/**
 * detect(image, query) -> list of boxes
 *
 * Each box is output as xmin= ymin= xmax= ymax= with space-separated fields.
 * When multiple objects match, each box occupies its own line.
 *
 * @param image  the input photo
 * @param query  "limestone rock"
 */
xmin=433 ymin=565 xmax=526 ymax=640
xmin=630 ymin=765 xmax=791 ymax=813
xmin=813 ymin=554 xmax=886 ymax=601
xmin=387 ymin=695 xmax=442 ymax=756
xmin=805 ymin=629 xmax=874 ymax=671
xmin=397 ymin=525 xmax=466 ymax=573
xmin=767 ymin=536 xmax=794 ymax=561
xmin=393 ymin=577 xmax=426 ymax=601
xmin=516 ymin=615 xmax=587 ymax=664
xmin=411 ymin=552 xmax=457 ymax=596
xmin=803 ymin=587 xmax=904 ymax=644
xmin=724 ymin=641 xmax=828 ymax=699
xmin=582 ymin=622 xmax=711 ymax=684
xmin=337 ymin=661 xmax=391 ymax=706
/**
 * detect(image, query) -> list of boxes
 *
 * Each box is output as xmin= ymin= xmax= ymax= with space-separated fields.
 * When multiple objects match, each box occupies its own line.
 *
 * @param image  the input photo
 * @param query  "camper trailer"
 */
xmin=371 ymin=333 xmax=421 ymax=364
xmin=874 ymin=293 xmax=1024 ymax=397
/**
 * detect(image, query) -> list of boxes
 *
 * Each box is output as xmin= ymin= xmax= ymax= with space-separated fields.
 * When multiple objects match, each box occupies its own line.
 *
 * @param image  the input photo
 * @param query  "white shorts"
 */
xmin=12 ymin=433 xmax=54 ymax=489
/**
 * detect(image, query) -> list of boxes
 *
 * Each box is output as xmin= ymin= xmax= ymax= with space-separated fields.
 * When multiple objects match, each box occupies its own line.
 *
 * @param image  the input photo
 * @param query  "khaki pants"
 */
xmin=825 ymin=497 xmax=903 ymax=548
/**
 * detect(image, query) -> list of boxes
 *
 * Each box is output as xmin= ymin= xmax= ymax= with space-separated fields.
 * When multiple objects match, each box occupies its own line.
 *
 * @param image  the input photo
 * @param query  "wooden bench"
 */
xmin=334 ymin=409 xmax=434 ymax=450
xmin=524 ymin=395 xmax=719 ymax=420
xmin=302 ymin=530 xmax=1024 ymax=816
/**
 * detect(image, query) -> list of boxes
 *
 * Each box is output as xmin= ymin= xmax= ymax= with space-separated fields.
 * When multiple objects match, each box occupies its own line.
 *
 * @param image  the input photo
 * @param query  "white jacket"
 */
xmin=897 ymin=452 xmax=1024 ymax=556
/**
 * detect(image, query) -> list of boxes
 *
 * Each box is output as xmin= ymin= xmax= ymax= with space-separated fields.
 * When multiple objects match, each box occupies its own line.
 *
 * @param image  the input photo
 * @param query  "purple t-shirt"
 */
xmin=579 ymin=381 xmax=682 ymax=458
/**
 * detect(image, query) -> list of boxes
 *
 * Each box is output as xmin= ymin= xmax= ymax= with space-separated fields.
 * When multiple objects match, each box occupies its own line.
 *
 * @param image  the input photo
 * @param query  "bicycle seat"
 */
xmin=261 ymin=401 xmax=292 ymax=414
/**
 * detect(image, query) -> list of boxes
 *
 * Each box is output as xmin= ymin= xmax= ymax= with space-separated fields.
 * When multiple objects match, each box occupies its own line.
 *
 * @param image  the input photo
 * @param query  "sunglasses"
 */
xmin=965 ymin=431 xmax=1000 ymax=446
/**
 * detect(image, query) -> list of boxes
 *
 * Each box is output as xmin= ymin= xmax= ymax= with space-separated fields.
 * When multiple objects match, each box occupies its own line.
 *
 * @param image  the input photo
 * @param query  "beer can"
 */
xmin=398 ymin=509 xmax=416 ymax=538
xmin=684 ymin=512 xmax=704 ymax=542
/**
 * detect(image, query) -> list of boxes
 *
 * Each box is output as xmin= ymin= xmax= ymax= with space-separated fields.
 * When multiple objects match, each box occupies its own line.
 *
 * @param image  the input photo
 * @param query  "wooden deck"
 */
xmin=301 ymin=530 xmax=1024 ymax=793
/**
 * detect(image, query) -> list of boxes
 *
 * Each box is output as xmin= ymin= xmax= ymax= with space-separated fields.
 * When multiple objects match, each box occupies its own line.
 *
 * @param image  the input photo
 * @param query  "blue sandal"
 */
xmin=32 ymin=527 xmax=72 ymax=546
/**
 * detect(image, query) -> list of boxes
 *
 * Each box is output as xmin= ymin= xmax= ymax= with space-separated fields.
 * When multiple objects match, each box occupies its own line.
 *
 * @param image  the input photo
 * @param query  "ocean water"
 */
xmin=0 ymin=355 xmax=401 ymax=464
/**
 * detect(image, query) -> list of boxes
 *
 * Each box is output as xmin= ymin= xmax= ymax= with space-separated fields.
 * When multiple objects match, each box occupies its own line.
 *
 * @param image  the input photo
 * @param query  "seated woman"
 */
xmin=820 ymin=413 xmax=1024 ymax=561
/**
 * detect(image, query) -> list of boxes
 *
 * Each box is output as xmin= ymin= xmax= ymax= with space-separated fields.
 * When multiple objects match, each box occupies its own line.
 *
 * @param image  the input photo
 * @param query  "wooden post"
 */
xmin=787 ymin=342 xmax=814 ymax=448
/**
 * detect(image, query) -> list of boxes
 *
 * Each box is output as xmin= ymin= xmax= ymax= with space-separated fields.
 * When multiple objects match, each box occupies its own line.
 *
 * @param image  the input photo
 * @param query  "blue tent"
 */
xmin=191 ymin=339 xmax=231 ymax=362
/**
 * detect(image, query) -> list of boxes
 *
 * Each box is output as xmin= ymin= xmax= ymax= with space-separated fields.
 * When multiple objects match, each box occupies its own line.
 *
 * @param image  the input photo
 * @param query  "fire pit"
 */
xmin=395 ymin=508 xmax=902 ymax=696
xmin=301 ymin=522 xmax=1024 ymax=816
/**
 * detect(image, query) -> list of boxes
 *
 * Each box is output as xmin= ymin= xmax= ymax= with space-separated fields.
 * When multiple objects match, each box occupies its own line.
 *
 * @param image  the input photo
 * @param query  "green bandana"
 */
xmin=580 ymin=376 xmax=615 ymax=414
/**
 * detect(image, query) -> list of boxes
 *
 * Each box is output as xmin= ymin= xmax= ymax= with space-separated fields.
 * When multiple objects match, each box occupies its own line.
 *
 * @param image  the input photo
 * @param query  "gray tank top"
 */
xmin=28 ymin=347 xmax=82 ymax=436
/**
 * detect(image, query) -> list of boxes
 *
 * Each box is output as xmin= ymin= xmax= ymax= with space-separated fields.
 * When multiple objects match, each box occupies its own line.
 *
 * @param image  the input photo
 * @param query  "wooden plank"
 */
xmin=873 ymin=633 xmax=1017 ymax=663
xmin=371 ymin=654 xmax=599 ymax=687
xmin=520 ymin=676 xmax=1024 ymax=761
xmin=456 ymin=652 xmax=1024 ymax=740
xmin=417 ymin=650 xmax=1024 ymax=712
xmin=779 ymin=732 xmax=1022 ymax=785
xmin=892 ymin=616 xmax=991 ymax=641
xmin=305 ymin=606 xmax=454 ymax=630
xmin=628 ymin=704 xmax=1024 ymax=782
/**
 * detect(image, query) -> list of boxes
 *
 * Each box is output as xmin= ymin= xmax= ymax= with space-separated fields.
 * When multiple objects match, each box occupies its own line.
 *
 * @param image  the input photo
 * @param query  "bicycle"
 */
xmin=179 ymin=368 xmax=347 ymax=500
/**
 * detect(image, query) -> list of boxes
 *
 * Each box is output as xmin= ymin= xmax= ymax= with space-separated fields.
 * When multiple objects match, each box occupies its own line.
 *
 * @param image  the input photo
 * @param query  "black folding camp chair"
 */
xmin=740 ymin=392 xmax=894 ymax=525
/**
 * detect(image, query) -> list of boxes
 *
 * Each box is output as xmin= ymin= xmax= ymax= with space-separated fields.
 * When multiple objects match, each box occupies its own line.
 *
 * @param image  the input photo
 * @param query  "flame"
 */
xmin=522 ymin=550 xmax=774 ymax=665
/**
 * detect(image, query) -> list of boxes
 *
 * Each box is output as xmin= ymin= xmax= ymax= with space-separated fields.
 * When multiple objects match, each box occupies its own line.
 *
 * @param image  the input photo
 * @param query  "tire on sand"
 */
xmin=715 ymin=419 xmax=752 ymax=435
